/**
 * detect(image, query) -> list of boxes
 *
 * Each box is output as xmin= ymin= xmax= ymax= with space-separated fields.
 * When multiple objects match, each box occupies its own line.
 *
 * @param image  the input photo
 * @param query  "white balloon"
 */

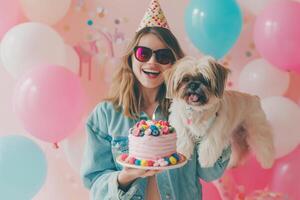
xmin=0 ymin=42 xmax=2 ymax=67
xmin=238 ymin=59 xmax=289 ymax=98
xmin=64 ymin=44 xmax=80 ymax=74
xmin=0 ymin=22 xmax=66 ymax=78
xmin=238 ymin=0 xmax=274 ymax=15
xmin=61 ymin=129 xmax=86 ymax=174
xmin=20 ymin=0 xmax=71 ymax=25
xmin=261 ymin=96 xmax=300 ymax=158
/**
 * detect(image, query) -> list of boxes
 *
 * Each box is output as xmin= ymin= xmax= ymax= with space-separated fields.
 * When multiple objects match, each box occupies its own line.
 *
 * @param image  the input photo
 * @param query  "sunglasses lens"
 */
xmin=134 ymin=47 xmax=152 ymax=62
xmin=155 ymin=49 xmax=175 ymax=65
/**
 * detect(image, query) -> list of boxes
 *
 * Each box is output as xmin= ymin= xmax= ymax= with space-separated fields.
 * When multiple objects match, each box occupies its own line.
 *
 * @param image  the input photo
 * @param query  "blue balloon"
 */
xmin=0 ymin=135 xmax=47 ymax=200
xmin=185 ymin=0 xmax=242 ymax=59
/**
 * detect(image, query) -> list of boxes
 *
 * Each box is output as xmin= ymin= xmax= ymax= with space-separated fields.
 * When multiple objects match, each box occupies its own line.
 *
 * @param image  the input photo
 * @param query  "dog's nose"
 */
xmin=189 ymin=82 xmax=199 ymax=90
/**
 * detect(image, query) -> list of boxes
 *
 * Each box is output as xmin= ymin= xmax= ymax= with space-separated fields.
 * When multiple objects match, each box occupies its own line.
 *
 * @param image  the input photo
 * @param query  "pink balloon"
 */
xmin=229 ymin=155 xmax=273 ymax=195
xmin=271 ymin=145 xmax=300 ymax=199
xmin=200 ymin=180 xmax=222 ymax=200
xmin=0 ymin=0 xmax=22 ymax=38
xmin=254 ymin=0 xmax=300 ymax=73
xmin=14 ymin=66 xmax=86 ymax=143
xmin=213 ymin=172 xmax=239 ymax=200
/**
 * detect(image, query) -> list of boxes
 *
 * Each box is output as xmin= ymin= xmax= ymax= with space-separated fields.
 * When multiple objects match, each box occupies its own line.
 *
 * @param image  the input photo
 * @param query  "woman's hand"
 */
xmin=117 ymin=167 xmax=162 ymax=191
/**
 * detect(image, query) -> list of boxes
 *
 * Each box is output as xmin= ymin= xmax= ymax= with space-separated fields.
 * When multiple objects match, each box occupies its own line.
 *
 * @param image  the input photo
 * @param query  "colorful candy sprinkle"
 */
xmin=135 ymin=160 xmax=141 ymax=166
xmin=169 ymin=156 xmax=177 ymax=165
xmin=128 ymin=157 xmax=136 ymax=164
xmin=162 ymin=126 xmax=169 ymax=134
xmin=145 ymin=129 xmax=152 ymax=135
xmin=150 ymin=125 xmax=160 ymax=136
xmin=171 ymin=153 xmax=180 ymax=161
xmin=147 ymin=160 xmax=154 ymax=166
xmin=141 ymin=160 xmax=148 ymax=166
xmin=141 ymin=125 xmax=148 ymax=130
xmin=120 ymin=154 xmax=128 ymax=161
xmin=129 ymin=120 xmax=176 ymax=137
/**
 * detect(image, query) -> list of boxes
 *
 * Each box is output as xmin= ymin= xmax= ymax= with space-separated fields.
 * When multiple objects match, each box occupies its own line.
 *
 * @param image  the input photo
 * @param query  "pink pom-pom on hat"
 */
xmin=137 ymin=0 xmax=170 ymax=32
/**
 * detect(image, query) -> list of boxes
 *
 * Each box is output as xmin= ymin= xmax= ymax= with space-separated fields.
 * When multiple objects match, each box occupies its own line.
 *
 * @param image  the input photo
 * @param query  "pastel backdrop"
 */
xmin=1 ymin=0 xmax=300 ymax=199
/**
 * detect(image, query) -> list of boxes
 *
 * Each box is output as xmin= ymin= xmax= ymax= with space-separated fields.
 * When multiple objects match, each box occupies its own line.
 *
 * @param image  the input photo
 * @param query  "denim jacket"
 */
xmin=81 ymin=101 xmax=231 ymax=200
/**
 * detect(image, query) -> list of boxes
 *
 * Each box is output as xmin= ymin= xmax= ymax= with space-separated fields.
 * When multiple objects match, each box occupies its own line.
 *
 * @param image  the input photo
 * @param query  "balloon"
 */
xmin=261 ymin=96 xmax=300 ymax=158
xmin=61 ymin=120 xmax=86 ymax=173
xmin=237 ymin=0 xmax=274 ymax=15
xmin=0 ymin=22 xmax=66 ymax=78
xmin=0 ymin=135 xmax=47 ymax=200
xmin=238 ymin=59 xmax=290 ymax=98
xmin=185 ymin=0 xmax=242 ymax=59
xmin=20 ymin=0 xmax=71 ymax=25
xmin=229 ymin=155 xmax=273 ymax=195
xmin=13 ymin=66 xmax=86 ymax=143
xmin=254 ymin=1 xmax=300 ymax=73
xmin=0 ymin=0 xmax=22 ymax=38
xmin=65 ymin=44 xmax=80 ymax=74
xmin=213 ymin=172 xmax=239 ymax=200
xmin=201 ymin=180 xmax=222 ymax=200
xmin=270 ymin=145 xmax=300 ymax=199
xmin=0 ymin=43 xmax=24 ymax=136
xmin=0 ymin=42 xmax=2 ymax=66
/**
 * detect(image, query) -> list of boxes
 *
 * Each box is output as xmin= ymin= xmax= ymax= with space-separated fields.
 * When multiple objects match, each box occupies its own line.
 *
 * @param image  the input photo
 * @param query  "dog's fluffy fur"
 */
xmin=165 ymin=56 xmax=275 ymax=168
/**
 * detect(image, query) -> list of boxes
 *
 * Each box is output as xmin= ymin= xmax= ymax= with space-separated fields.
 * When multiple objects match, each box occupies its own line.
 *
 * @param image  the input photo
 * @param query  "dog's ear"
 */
xmin=208 ymin=59 xmax=231 ymax=97
xmin=163 ymin=67 xmax=176 ymax=99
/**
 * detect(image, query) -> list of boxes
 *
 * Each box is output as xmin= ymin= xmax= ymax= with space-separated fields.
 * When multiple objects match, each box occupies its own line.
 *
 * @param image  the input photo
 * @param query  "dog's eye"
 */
xmin=199 ymin=76 xmax=210 ymax=87
xmin=182 ymin=77 xmax=189 ymax=82
xmin=201 ymin=79 xmax=210 ymax=87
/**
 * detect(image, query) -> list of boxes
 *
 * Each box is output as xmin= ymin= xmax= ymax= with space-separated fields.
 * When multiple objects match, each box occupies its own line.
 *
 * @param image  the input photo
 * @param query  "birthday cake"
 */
xmin=119 ymin=120 xmax=183 ymax=167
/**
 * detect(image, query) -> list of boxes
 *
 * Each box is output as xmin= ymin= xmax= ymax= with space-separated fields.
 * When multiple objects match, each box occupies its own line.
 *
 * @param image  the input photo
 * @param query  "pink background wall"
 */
xmin=1 ymin=0 xmax=300 ymax=199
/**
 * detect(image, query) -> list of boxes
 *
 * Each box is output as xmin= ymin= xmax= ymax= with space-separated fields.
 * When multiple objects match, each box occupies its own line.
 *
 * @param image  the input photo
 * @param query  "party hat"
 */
xmin=137 ymin=0 xmax=170 ymax=32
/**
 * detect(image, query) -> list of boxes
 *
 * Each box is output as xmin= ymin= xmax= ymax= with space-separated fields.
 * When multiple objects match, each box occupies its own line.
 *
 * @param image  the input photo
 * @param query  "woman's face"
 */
xmin=131 ymin=33 xmax=174 ymax=90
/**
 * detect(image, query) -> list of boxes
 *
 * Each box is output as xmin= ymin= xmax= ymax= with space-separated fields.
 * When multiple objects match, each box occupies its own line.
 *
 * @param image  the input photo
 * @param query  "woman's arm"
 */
xmin=81 ymin=102 xmax=161 ymax=200
xmin=80 ymin=103 xmax=142 ymax=200
xmin=196 ymin=145 xmax=231 ymax=182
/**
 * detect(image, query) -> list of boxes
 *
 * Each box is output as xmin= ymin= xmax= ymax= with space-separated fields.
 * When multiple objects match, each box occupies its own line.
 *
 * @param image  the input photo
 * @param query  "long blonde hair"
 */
xmin=105 ymin=27 xmax=185 ymax=119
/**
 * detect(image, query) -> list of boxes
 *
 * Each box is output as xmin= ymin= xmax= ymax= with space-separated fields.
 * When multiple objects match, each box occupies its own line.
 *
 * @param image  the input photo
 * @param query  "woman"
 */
xmin=81 ymin=25 xmax=231 ymax=200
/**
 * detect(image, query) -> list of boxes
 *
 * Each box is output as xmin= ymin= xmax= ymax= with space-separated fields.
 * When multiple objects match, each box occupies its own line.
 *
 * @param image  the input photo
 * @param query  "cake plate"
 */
xmin=116 ymin=153 xmax=188 ymax=170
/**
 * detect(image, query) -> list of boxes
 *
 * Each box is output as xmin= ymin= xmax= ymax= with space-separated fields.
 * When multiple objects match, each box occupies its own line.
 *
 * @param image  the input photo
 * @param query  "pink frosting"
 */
xmin=128 ymin=133 xmax=177 ymax=160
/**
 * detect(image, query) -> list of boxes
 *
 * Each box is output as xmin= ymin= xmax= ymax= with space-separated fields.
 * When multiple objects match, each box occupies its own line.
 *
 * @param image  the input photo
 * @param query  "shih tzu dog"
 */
xmin=164 ymin=56 xmax=275 ymax=168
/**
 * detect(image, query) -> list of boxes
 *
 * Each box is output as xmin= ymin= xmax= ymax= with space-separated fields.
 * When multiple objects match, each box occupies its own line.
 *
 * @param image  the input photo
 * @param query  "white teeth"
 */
xmin=143 ymin=69 xmax=160 ymax=74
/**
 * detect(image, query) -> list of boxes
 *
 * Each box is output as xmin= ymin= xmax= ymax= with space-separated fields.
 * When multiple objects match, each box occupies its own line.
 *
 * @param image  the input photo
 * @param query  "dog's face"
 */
xmin=164 ymin=56 xmax=230 ymax=109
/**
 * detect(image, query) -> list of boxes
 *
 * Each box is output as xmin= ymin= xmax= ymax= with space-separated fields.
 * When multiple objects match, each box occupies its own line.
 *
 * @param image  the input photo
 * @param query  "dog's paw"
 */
xmin=198 ymin=152 xmax=216 ymax=167
xmin=177 ymin=137 xmax=195 ymax=159
xmin=177 ymin=145 xmax=193 ymax=160
xmin=227 ymin=158 xmax=240 ymax=168
xmin=255 ymin=144 xmax=275 ymax=169
xmin=197 ymin=142 xmax=219 ymax=167
xmin=259 ymin=155 xmax=275 ymax=169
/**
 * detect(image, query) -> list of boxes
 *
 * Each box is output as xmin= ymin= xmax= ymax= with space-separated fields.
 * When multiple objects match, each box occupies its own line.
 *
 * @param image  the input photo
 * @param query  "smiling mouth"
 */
xmin=142 ymin=69 xmax=161 ymax=77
